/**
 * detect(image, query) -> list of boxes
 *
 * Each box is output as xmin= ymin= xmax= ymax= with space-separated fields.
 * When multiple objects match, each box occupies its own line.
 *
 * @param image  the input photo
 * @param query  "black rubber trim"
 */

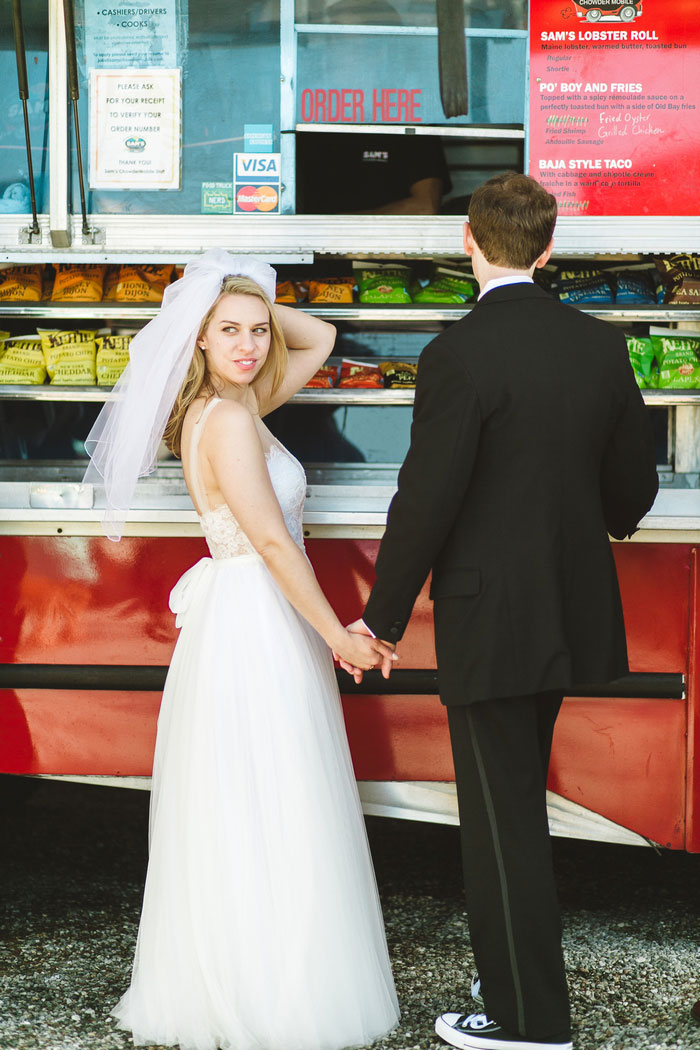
xmin=0 ymin=665 xmax=685 ymax=699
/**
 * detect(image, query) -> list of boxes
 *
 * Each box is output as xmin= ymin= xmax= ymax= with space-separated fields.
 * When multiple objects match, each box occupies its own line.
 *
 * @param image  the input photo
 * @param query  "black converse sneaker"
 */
xmin=434 ymin=1011 xmax=573 ymax=1050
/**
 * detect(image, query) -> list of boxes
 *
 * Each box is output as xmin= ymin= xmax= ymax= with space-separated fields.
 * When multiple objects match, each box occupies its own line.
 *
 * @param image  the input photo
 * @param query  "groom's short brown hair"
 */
xmin=468 ymin=173 xmax=557 ymax=270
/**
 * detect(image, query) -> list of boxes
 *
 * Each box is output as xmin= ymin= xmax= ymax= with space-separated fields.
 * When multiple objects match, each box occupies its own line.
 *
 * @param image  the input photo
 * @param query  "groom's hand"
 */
xmin=345 ymin=619 xmax=397 ymax=681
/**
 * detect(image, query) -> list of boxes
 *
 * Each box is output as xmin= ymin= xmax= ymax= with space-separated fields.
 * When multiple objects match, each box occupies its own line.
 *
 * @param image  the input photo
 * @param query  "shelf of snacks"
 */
xmin=0 ymin=256 xmax=698 ymax=318
xmin=2 ymin=257 xmax=700 ymax=396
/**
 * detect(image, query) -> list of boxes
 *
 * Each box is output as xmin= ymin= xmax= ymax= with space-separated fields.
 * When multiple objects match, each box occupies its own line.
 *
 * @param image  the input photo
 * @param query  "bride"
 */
xmin=84 ymin=251 xmax=400 ymax=1050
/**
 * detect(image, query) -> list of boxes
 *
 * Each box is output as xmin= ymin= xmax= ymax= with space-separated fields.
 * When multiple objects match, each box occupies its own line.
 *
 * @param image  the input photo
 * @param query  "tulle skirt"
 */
xmin=112 ymin=555 xmax=400 ymax=1050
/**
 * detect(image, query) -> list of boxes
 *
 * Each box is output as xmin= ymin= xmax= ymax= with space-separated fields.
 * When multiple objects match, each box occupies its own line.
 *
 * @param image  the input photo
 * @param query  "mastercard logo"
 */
xmin=236 ymin=185 xmax=279 ymax=212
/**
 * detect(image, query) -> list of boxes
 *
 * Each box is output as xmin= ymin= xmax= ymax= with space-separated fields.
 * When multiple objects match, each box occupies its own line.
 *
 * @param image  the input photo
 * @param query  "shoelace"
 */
xmin=460 ymin=1013 xmax=494 ymax=1030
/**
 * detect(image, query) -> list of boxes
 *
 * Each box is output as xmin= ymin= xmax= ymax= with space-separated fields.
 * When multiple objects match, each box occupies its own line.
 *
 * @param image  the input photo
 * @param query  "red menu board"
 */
xmin=528 ymin=0 xmax=700 ymax=215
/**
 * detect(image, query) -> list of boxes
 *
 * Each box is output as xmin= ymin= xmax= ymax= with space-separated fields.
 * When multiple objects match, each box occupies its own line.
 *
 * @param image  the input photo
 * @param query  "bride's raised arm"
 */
xmin=256 ymin=303 xmax=336 ymax=416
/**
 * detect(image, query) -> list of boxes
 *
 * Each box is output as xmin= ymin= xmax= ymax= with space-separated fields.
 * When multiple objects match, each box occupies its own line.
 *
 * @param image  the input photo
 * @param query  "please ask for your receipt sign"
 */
xmin=528 ymin=0 xmax=700 ymax=215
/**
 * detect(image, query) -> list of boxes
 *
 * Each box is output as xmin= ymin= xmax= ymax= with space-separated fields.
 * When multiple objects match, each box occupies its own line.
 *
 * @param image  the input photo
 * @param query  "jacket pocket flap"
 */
xmin=430 ymin=568 xmax=480 ymax=600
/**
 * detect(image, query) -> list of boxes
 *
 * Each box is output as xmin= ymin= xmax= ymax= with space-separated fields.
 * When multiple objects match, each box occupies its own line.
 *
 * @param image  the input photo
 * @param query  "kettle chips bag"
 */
xmin=96 ymin=334 xmax=132 ymax=386
xmin=38 ymin=329 xmax=98 ymax=385
xmin=0 ymin=265 xmax=43 ymax=302
xmin=0 ymin=336 xmax=47 ymax=384
xmin=649 ymin=327 xmax=700 ymax=389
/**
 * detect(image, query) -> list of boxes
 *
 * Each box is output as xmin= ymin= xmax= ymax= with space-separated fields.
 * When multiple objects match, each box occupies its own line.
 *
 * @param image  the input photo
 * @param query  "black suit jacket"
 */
xmin=363 ymin=282 xmax=659 ymax=705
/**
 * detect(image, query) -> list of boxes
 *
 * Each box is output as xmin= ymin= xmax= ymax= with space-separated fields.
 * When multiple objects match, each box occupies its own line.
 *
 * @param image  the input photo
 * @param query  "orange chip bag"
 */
xmin=0 ymin=265 xmax=43 ymax=302
xmin=308 ymin=278 xmax=355 ymax=304
xmin=41 ymin=266 xmax=54 ymax=300
xmin=51 ymin=264 xmax=107 ymax=301
xmin=275 ymin=281 xmax=298 ymax=303
xmin=305 ymin=365 xmax=338 ymax=388
xmin=102 ymin=266 xmax=120 ymax=301
xmin=112 ymin=264 xmax=174 ymax=302
xmin=338 ymin=358 xmax=384 ymax=388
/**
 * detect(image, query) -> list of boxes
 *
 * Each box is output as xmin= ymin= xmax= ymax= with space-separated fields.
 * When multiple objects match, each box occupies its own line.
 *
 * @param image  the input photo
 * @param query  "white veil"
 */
xmin=83 ymin=249 xmax=277 ymax=540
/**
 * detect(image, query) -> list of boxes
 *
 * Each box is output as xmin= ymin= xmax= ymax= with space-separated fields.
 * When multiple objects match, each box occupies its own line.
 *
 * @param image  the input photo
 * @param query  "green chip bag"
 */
xmin=0 ymin=335 xmax=46 ymax=384
xmin=96 ymin=333 xmax=132 ymax=386
xmin=353 ymin=262 xmax=412 ymax=304
xmin=411 ymin=265 xmax=478 ymax=304
xmin=625 ymin=335 xmax=655 ymax=389
xmin=649 ymin=327 xmax=700 ymax=389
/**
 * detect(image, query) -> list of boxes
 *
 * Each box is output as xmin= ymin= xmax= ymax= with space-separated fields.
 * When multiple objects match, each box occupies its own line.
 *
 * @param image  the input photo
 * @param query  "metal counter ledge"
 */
xmin=0 ymin=464 xmax=697 ymax=540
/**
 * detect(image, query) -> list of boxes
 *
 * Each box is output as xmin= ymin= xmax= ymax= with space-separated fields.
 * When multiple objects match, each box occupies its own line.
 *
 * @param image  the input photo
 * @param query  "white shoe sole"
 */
xmin=434 ymin=1014 xmax=573 ymax=1050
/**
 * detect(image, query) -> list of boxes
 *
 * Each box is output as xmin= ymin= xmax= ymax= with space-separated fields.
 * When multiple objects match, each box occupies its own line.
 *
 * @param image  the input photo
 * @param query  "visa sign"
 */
xmin=234 ymin=153 xmax=280 ymax=180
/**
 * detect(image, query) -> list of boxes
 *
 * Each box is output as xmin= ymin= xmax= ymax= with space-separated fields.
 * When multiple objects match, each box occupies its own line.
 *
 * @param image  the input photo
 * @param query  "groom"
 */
xmin=350 ymin=173 xmax=659 ymax=1050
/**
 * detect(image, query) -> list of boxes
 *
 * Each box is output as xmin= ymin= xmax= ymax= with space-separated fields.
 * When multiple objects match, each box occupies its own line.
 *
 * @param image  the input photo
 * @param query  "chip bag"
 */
xmin=96 ymin=333 xmax=132 ymax=385
xmin=305 ymin=364 xmax=338 ymax=388
xmin=337 ymin=358 xmax=384 ymax=388
xmin=0 ymin=264 xmax=43 ymax=301
xmin=102 ymin=266 xmax=120 ymax=301
xmin=0 ymin=335 xmax=46 ymax=384
xmin=649 ymin=327 xmax=700 ymax=389
xmin=51 ymin=264 xmax=107 ymax=301
xmin=39 ymin=328 xmax=97 ymax=385
xmin=611 ymin=264 xmax=664 ymax=305
xmin=379 ymin=360 xmax=418 ymax=388
xmin=625 ymin=335 xmax=656 ymax=389
xmin=112 ymin=264 xmax=174 ymax=302
xmin=308 ymin=278 xmax=355 ymax=304
xmin=556 ymin=268 xmax=614 ymax=304
xmin=353 ymin=262 xmax=412 ymax=304
xmin=275 ymin=281 xmax=298 ymax=303
xmin=41 ymin=266 xmax=54 ymax=301
xmin=411 ymin=266 xmax=477 ymax=304
xmin=654 ymin=254 xmax=700 ymax=305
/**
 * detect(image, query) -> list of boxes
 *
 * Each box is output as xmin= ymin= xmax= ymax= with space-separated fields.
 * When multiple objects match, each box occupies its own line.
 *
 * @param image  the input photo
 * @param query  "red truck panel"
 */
xmin=0 ymin=536 xmax=696 ymax=849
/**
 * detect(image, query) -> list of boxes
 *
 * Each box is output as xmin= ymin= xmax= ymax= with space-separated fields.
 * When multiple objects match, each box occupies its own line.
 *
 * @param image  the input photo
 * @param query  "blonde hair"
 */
xmin=163 ymin=275 xmax=287 ymax=457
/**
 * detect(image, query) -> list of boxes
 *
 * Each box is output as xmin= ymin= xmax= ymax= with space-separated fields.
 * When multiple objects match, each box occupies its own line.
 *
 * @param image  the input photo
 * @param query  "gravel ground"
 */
xmin=1 ymin=778 xmax=699 ymax=1050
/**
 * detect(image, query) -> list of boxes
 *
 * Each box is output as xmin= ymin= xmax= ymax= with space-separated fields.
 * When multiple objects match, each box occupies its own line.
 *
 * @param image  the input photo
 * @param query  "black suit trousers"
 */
xmin=447 ymin=691 xmax=571 ymax=1043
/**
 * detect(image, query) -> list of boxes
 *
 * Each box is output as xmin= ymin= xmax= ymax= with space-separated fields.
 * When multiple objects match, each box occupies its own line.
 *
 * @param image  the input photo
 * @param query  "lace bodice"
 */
xmin=188 ymin=400 xmax=306 ymax=560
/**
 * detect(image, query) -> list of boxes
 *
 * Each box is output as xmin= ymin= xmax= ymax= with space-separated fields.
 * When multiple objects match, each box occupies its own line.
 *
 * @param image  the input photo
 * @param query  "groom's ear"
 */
xmin=463 ymin=221 xmax=476 ymax=257
xmin=534 ymin=238 xmax=555 ymax=269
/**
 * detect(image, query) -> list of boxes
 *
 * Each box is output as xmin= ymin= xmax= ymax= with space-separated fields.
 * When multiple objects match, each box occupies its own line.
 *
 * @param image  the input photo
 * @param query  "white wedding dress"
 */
xmin=112 ymin=398 xmax=400 ymax=1050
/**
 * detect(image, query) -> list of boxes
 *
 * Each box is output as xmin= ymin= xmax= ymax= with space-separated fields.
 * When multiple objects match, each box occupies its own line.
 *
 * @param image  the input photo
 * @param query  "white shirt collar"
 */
xmin=477 ymin=275 xmax=534 ymax=301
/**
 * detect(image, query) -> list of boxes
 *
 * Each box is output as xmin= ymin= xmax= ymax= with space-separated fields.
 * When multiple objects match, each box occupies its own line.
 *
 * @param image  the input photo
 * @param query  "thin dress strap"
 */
xmin=188 ymin=397 xmax=223 ymax=515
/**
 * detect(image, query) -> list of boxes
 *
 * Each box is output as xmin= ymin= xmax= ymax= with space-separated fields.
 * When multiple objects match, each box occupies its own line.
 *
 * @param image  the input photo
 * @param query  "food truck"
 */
xmin=1 ymin=0 xmax=699 ymax=853
xmin=571 ymin=0 xmax=643 ymax=23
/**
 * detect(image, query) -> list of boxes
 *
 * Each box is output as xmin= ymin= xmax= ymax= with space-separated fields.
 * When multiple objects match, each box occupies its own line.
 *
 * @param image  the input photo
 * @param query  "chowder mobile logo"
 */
xmin=571 ymin=0 xmax=642 ymax=21
xmin=125 ymin=137 xmax=146 ymax=152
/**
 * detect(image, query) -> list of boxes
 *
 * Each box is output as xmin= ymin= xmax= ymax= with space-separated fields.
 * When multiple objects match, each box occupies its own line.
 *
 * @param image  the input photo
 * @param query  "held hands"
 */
xmin=332 ymin=619 xmax=397 ymax=685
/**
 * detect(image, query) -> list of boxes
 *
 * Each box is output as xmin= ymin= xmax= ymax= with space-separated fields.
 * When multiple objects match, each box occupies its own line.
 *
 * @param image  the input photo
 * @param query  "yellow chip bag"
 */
xmin=51 ymin=264 xmax=107 ymax=301
xmin=38 ymin=329 xmax=97 ymax=385
xmin=0 ymin=330 xmax=10 ymax=352
xmin=112 ymin=264 xmax=174 ymax=302
xmin=96 ymin=333 xmax=132 ymax=385
xmin=0 ymin=336 xmax=46 ymax=384
xmin=0 ymin=265 xmax=43 ymax=301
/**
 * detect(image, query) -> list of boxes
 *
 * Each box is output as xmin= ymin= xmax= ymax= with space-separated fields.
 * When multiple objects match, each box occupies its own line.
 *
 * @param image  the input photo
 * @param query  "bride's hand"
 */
xmin=332 ymin=630 xmax=397 ymax=684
